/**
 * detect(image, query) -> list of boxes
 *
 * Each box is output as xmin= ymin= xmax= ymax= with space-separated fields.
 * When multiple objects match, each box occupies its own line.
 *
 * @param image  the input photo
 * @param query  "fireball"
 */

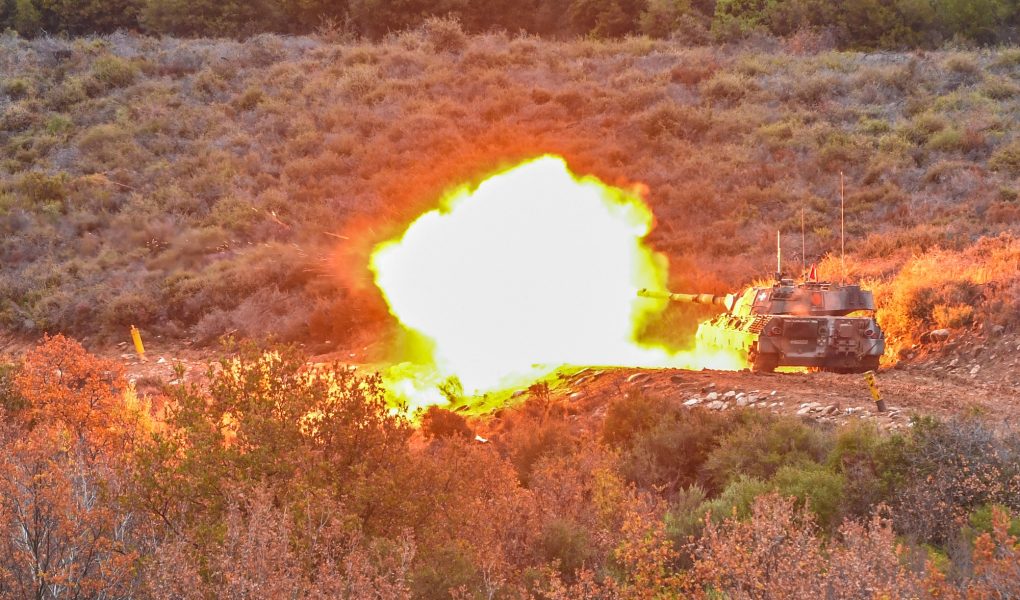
xmin=370 ymin=155 xmax=741 ymax=413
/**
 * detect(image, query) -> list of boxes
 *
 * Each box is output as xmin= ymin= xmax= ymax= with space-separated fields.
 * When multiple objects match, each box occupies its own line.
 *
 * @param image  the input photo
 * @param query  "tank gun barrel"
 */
xmin=638 ymin=288 xmax=731 ymax=308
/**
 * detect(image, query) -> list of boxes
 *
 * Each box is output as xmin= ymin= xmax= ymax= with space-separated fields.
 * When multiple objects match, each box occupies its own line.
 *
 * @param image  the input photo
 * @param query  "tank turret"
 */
xmin=640 ymin=279 xmax=885 ymax=373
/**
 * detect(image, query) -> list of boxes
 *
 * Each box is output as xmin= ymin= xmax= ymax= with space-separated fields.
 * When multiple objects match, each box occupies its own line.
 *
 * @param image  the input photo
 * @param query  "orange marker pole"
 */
xmin=130 ymin=325 xmax=146 ymax=361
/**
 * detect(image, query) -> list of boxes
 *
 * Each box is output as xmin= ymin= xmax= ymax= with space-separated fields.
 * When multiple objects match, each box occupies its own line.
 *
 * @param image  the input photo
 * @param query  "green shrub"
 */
xmin=2 ymin=77 xmax=33 ymax=100
xmin=772 ymin=463 xmax=845 ymax=531
xmin=45 ymin=114 xmax=74 ymax=135
xmin=968 ymin=504 xmax=1020 ymax=538
xmin=982 ymin=76 xmax=1018 ymax=100
xmin=15 ymin=171 xmax=67 ymax=204
xmin=702 ymin=416 xmax=830 ymax=490
xmin=540 ymin=518 xmax=592 ymax=577
xmin=620 ymin=408 xmax=736 ymax=496
xmin=48 ymin=77 xmax=88 ymax=110
xmin=697 ymin=475 xmax=770 ymax=523
xmin=0 ymin=363 xmax=27 ymax=414
xmin=101 ymin=291 xmax=160 ymax=329
xmin=943 ymin=54 xmax=980 ymax=76
xmin=90 ymin=56 xmax=139 ymax=90
xmin=927 ymin=128 xmax=964 ymax=152
xmin=990 ymin=141 xmax=1020 ymax=176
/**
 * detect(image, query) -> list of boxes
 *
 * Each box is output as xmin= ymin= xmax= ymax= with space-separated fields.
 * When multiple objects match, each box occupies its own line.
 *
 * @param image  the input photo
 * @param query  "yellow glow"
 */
xmin=371 ymin=156 xmax=744 ymax=413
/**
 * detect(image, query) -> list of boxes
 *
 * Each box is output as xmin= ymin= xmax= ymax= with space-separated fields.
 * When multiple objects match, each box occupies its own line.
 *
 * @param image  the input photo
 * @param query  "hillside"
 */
xmin=2 ymin=27 xmax=1020 ymax=358
xmin=4 ymin=25 xmax=1020 ymax=598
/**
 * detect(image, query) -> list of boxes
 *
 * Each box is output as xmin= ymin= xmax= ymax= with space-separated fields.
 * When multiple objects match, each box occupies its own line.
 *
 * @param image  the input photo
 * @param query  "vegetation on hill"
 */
xmin=2 ymin=0 xmax=1020 ymax=47
xmin=0 ymin=335 xmax=1018 ymax=598
xmin=1 ymin=28 xmax=1018 ymax=354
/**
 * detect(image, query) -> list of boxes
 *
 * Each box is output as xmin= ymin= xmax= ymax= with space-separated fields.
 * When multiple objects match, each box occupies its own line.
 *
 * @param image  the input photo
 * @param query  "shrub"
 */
xmin=602 ymin=392 xmax=669 ymax=448
xmin=421 ymin=16 xmax=467 ymax=53
xmin=15 ymin=172 xmax=67 ymax=205
xmin=639 ymin=102 xmax=712 ymax=142
xmin=771 ymin=463 xmax=845 ymax=531
xmin=540 ymin=518 xmax=592 ymax=577
xmin=2 ymin=77 xmax=33 ymax=100
xmin=232 ymin=87 xmax=264 ymax=112
xmin=420 ymin=406 xmax=473 ymax=440
xmin=702 ymin=416 xmax=830 ymax=490
xmin=1 ymin=103 xmax=36 ymax=132
xmin=90 ymin=56 xmax=139 ymax=90
xmin=697 ymin=475 xmax=771 ymax=524
xmin=620 ymin=408 xmax=736 ymax=496
xmin=700 ymin=72 xmax=753 ymax=103
xmin=990 ymin=141 xmax=1020 ymax=176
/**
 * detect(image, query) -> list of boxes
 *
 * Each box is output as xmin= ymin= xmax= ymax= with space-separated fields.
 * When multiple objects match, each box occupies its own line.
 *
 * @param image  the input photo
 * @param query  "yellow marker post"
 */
xmin=130 ymin=325 xmax=146 ymax=361
xmin=863 ymin=370 xmax=886 ymax=412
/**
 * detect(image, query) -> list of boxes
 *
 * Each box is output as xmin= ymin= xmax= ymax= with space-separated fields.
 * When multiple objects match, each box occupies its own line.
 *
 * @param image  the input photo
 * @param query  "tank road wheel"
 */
xmin=749 ymin=350 xmax=778 ymax=374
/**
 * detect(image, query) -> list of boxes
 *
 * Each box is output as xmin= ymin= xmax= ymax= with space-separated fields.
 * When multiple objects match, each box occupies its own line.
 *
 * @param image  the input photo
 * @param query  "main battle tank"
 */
xmin=639 ymin=279 xmax=885 ymax=373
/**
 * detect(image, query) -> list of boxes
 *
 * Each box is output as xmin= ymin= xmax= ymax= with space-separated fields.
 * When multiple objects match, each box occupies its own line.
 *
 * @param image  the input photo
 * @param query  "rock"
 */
xmin=708 ymin=401 xmax=725 ymax=410
xmin=684 ymin=398 xmax=702 ymax=407
xmin=511 ymin=390 xmax=526 ymax=398
xmin=970 ymin=365 xmax=981 ymax=376
xmin=569 ymin=392 xmax=584 ymax=401
xmin=670 ymin=374 xmax=684 ymax=384
xmin=823 ymin=405 xmax=838 ymax=416
xmin=627 ymin=372 xmax=650 ymax=384
xmin=796 ymin=406 xmax=812 ymax=416
xmin=922 ymin=328 xmax=950 ymax=342
xmin=736 ymin=395 xmax=750 ymax=407
xmin=948 ymin=358 xmax=959 ymax=368
xmin=702 ymin=383 xmax=716 ymax=393
xmin=706 ymin=392 xmax=719 ymax=401
xmin=723 ymin=391 xmax=737 ymax=399
xmin=747 ymin=394 xmax=759 ymax=404
xmin=156 ymin=357 xmax=167 ymax=364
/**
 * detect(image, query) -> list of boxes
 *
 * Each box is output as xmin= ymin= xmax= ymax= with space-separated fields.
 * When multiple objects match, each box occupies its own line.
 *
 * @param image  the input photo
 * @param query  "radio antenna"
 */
xmin=801 ymin=207 xmax=806 ymax=278
xmin=840 ymin=172 xmax=846 ymax=285
xmin=776 ymin=230 xmax=782 ymax=281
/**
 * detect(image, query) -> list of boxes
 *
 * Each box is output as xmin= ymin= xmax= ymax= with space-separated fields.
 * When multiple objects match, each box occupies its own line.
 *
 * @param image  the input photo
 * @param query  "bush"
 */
xmin=90 ymin=56 xmax=139 ymax=90
xmin=771 ymin=463 xmax=845 ymax=531
xmin=990 ymin=141 xmax=1020 ymax=176
xmin=602 ymin=392 xmax=669 ymax=448
xmin=700 ymin=72 xmax=754 ymax=103
xmin=702 ymin=416 xmax=830 ymax=490
xmin=421 ymin=16 xmax=467 ymax=53
xmin=620 ymin=408 xmax=736 ymax=496
xmin=421 ymin=406 xmax=473 ymax=440
xmin=540 ymin=518 xmax=592 ymax=577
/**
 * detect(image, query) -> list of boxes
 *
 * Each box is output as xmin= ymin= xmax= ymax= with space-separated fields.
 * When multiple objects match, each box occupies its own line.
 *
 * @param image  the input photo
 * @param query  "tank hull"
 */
xmin=696 ymin=314 xmax=884 ymax=373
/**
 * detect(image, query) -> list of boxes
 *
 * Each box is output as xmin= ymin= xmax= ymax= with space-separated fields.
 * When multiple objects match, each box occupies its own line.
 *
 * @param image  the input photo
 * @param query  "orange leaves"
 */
xmin=14 ymin=334 xmax=134 ymax=456
xmin=967 ymin=507 xmax=1020 ymax=600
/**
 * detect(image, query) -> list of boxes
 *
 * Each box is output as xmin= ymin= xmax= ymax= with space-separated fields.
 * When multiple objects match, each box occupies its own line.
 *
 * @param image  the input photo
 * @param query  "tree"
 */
xmin=15 ymin=334 xmax=141 ymax=458
xmin=13 ymin=0 xmax=42 ymax=36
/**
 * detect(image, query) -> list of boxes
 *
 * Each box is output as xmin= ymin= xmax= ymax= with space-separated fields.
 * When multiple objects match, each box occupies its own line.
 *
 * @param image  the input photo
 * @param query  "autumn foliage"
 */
xmin=1 ymin=336 xmax=1020 ymax=598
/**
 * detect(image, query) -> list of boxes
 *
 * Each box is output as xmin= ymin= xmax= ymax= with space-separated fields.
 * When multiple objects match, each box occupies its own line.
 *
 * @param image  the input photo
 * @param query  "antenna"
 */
xmin=801 ymin=207 xmax=805 ymax=278
xmin=776 ymin=230 xmax=782 ymax=281
xmin=840 ymin=171 xmax=845 ymax=286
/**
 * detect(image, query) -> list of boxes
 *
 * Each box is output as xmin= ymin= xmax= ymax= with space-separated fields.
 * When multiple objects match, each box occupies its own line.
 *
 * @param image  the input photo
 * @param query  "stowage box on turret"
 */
xmin=640 ymin=279 xmax=885 ymax=373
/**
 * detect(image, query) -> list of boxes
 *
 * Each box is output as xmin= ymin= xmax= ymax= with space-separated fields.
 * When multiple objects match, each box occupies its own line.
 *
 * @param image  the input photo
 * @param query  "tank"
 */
xmin=639 ymin=278 xmax=885 ymax=373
